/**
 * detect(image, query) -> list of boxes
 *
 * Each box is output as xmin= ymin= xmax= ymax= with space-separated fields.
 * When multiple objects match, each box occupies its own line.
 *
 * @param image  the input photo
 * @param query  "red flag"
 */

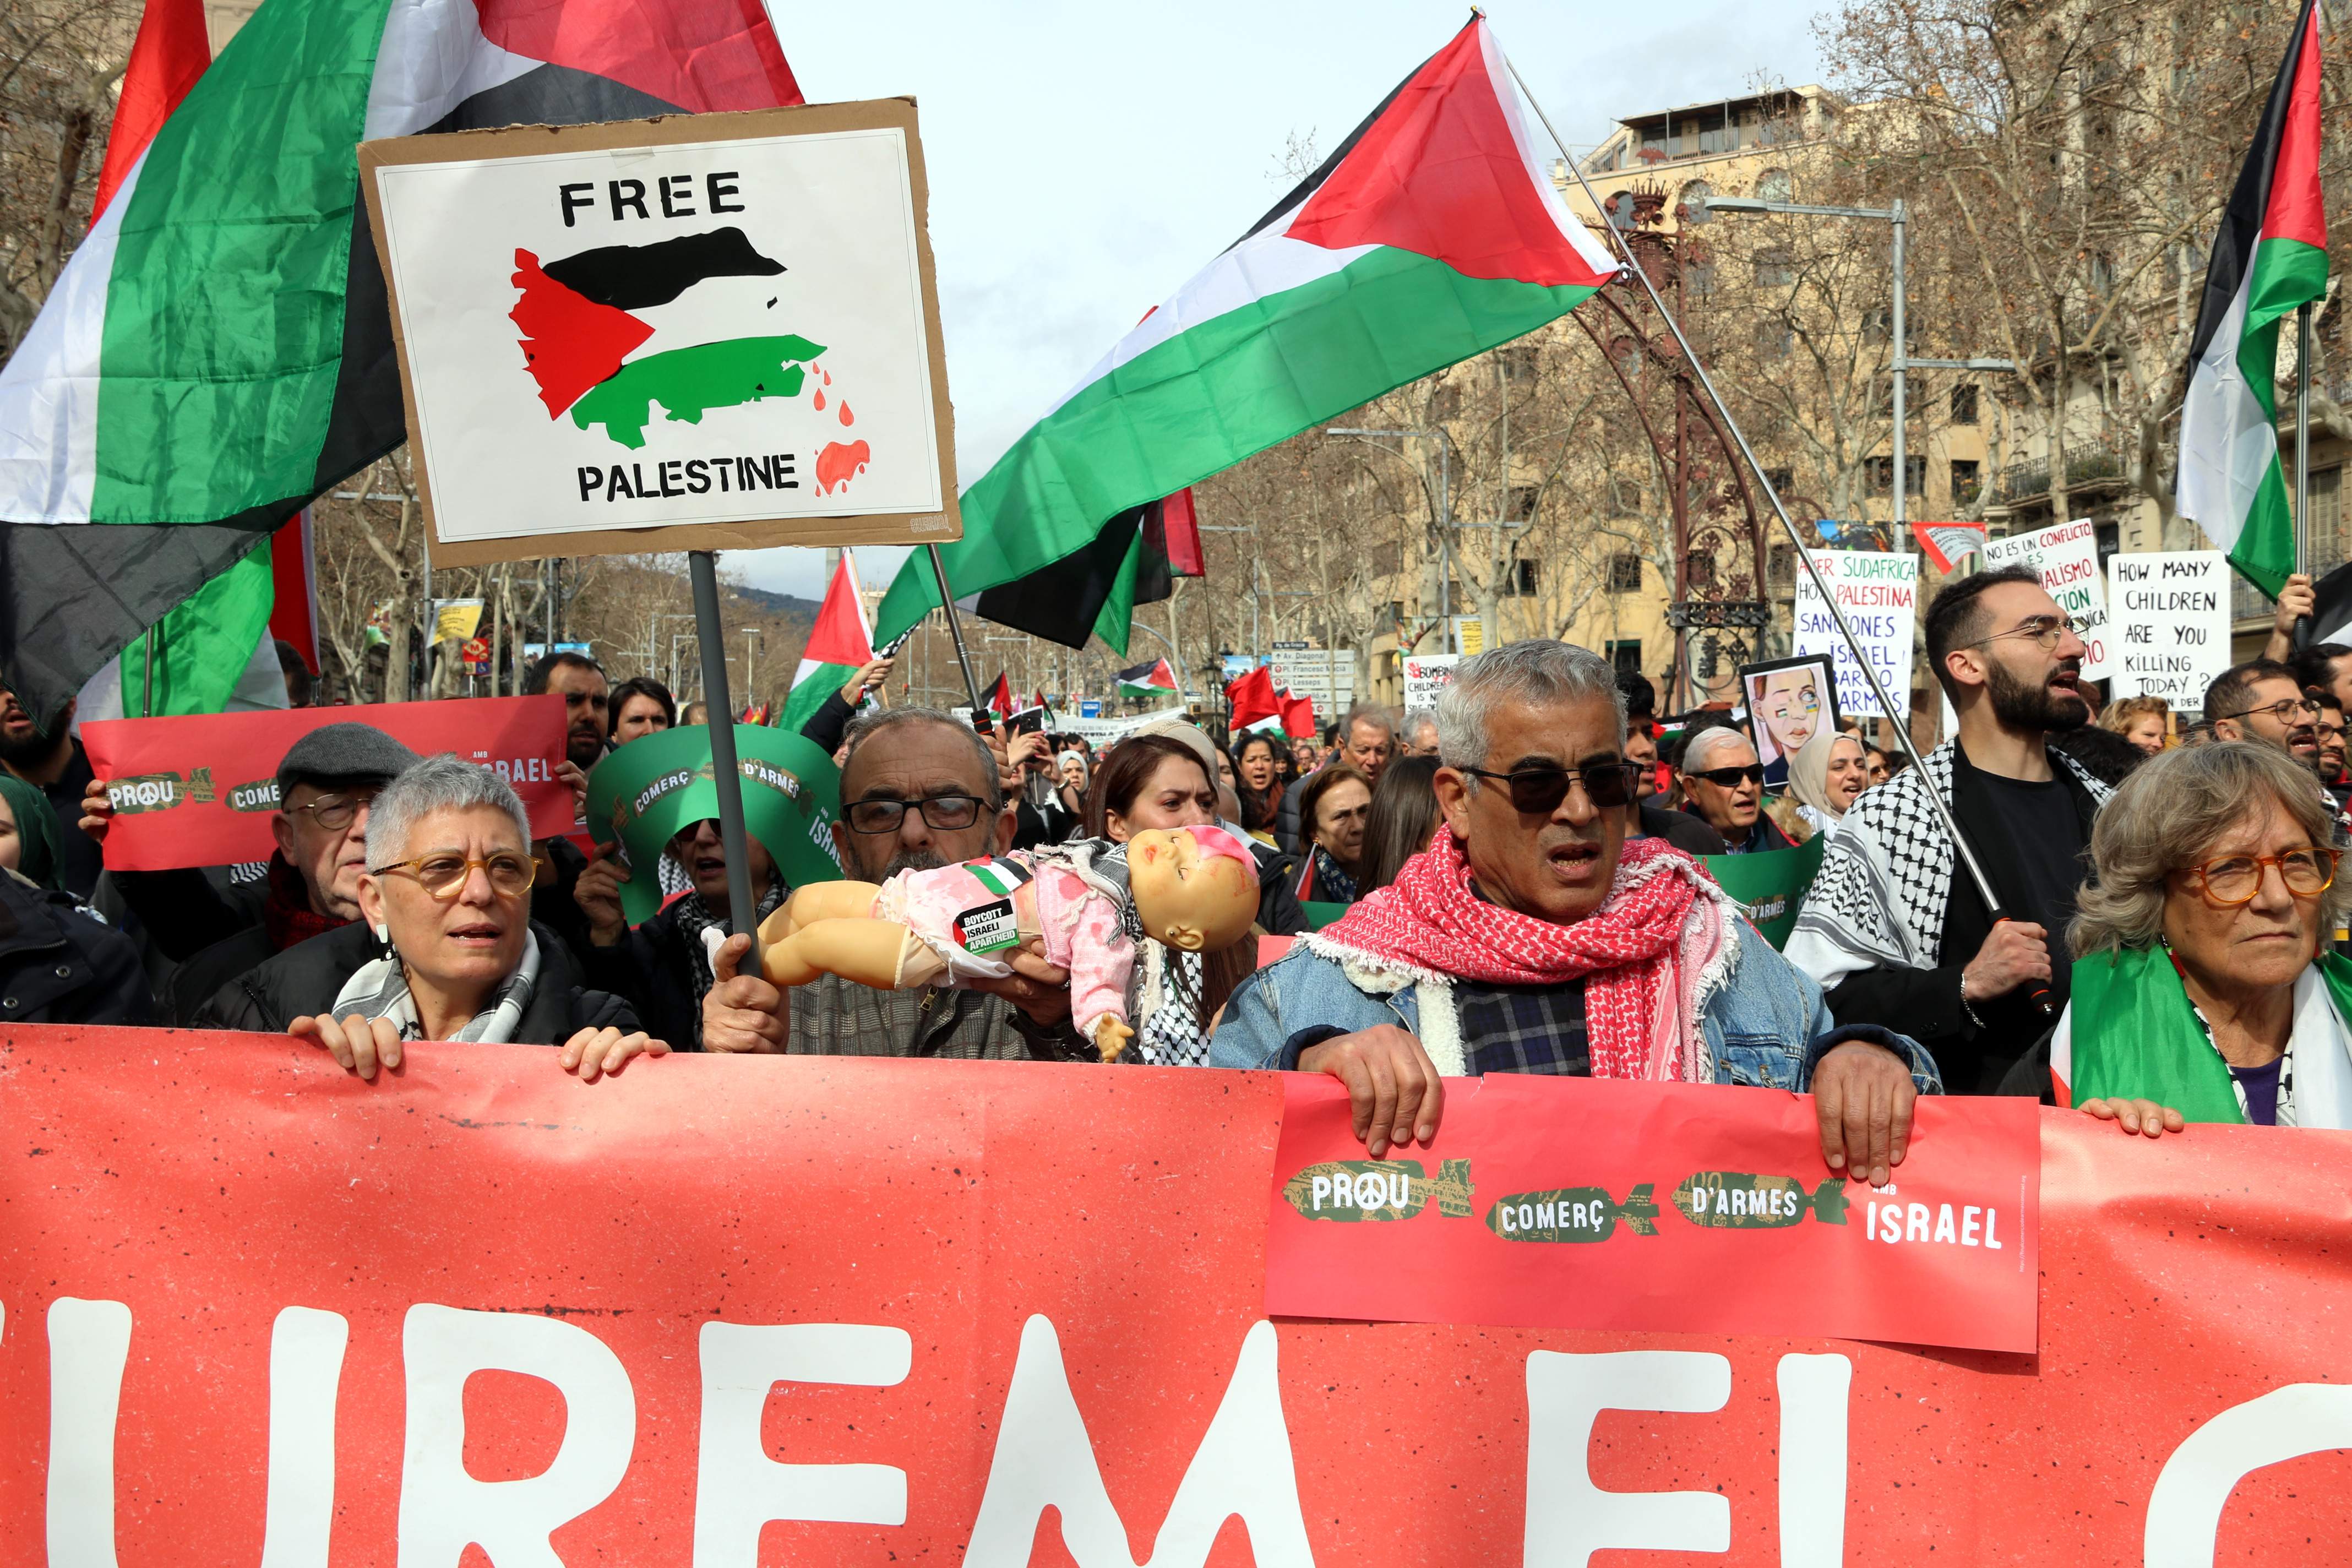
xmin=802 ymin=552 xmax=875 ymax=667
xmin=1161 ymin=488 xmax=1206 ymax=576
xmin=1226 ymin=665 xmax=1280 ymax=731
xmin=91 ymin=0 xmax=212 ymax=226
xmin=267 ymin=510 xmax=318 ymax=675
xmin=1280 ymin=689 xmax=1317 ymax=739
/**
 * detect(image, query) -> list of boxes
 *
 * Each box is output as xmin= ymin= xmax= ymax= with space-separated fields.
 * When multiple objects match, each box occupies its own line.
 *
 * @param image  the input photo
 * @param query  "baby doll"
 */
xmin=756 ymin=824 xmax=1259 ymax=1060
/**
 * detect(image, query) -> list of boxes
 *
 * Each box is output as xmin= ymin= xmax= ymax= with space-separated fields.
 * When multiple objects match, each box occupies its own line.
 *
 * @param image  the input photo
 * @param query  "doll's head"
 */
xmin=1124 ymin=824 xmax=1259 ymax=952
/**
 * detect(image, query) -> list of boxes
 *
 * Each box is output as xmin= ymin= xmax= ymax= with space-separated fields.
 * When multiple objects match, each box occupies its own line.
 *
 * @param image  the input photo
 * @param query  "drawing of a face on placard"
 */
xmin=1741 ymin=655 xmax=1837 ymax=782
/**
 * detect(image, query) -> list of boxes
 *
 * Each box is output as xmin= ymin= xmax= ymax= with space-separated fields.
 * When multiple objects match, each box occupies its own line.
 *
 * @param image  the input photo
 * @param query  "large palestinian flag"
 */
xmin=0 ymin=0 xmax=799 ymax=725
xmin=2176 ymin=0 xmax=2326 ymax=600
xmin=870 ymin=14 xmax=1615 ymax=654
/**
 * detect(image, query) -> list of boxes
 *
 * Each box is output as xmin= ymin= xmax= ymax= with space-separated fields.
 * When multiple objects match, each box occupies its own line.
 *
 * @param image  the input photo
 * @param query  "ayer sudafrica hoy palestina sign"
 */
xmin=360 ymin=99 xmax=959 ymax=567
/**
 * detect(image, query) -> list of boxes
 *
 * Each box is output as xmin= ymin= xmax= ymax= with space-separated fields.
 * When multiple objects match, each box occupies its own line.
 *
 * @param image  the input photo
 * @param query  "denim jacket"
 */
xmin=1207 ymin=925 xmax=1942 ymax=1095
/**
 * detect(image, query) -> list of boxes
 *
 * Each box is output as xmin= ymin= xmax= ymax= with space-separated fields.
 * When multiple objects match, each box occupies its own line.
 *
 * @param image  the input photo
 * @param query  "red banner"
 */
xmin=3 ymin=1031 xmax=2349 ymax=1565
xmin=1268 ymin=1074 xmax=2039 ymax=1352
xmin=80 ymin=696 xmax=572 ymax=870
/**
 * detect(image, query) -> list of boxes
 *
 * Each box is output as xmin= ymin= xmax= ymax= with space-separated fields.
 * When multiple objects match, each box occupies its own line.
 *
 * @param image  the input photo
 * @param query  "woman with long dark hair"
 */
xmin=1231 ymin=731 xmax=1285 ymax=845
xmin=1357 ymin=754 xmax=1443 ymax=894
xmin=1085 ymin=733 xmax=1258 ymax=1063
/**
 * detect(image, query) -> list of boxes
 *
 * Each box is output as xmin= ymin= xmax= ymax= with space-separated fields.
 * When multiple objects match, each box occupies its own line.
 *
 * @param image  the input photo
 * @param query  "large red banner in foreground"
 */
xmin=3 ymin=1029 xmax=2350 ymax=1566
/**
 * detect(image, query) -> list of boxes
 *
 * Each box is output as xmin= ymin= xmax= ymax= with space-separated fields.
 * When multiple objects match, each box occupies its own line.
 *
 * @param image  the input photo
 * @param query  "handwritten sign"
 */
xmin=2108 ymin=551 xmax=2230 ymax=707
xmin=1402 ymin=654 xmax=1460 ymax=714
xmin=1793 ymin=549 xmax=1919 ymax=719
xmin=1984 ymin=518 xmax=2111 ymax=680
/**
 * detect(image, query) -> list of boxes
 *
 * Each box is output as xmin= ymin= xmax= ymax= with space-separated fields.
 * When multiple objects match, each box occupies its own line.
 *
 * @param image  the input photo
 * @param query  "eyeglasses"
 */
xmin=1460 ymin=761 xmax=1641 ymax=813
xmin=1690 ymin=764 xmax=1767 ymax=789
xmin=2181 ymin=847 xmax=2337 ymax=906
xmin=2316 ymin=723 xmax=2346 ymax=745
xmin=1970 ymin=614 xmax=2078 ymax=651
xmin=286 ymin=785 xmax=383 ymax=832
xmin=369 ymin=851 xmax=537 ymax=900
xmin=2218 ymin=696 xmax=2319 ymax=725
xmin=845 ymin=794 xmax=989 ymax=834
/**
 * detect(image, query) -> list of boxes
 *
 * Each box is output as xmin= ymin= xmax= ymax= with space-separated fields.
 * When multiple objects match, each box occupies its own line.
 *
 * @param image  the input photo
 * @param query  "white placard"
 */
xmin=2106 ymin=551 xmax=2231 ymax=707
xmin=1792 ymin=550 xmax=1920 ymax=720
xmin=1401 ymin=654 xmax=1461 ymax=714
xmin=1981 ymin=518 xmax=2111 ymax=680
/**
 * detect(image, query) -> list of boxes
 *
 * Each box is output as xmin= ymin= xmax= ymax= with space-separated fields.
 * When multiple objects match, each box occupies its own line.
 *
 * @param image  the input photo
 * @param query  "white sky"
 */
xmin=731 ymin=0 xmax=1826 ymax=601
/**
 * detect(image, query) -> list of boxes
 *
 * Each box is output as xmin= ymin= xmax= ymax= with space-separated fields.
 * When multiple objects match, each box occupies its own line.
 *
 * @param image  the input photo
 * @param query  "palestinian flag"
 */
xmin=1916 ymin=521 xmax=1987 ymax=575
xmin=2177 ymin=0 xmax=2327 ymax=600
xmin=780 ymin=549 xmax=874 ymax=737
xmin=983 ymin=671 xmax=1015 ymax=718
xmin=872 ymin=14 xmax=1614 ymax=654
xmin=0 ymin=0 xmax=799 ymax=726
xmin=971 ymin=487 xmax=1205 ymax=648
xmin=1118 ymin=658 xmax=1179 ymax=700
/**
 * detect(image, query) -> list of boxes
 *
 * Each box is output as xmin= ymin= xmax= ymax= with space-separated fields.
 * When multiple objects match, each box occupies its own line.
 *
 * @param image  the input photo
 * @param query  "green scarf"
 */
xmin=2067 ymin=944 xmax=2352 ymax=1123
xmin=0 ymin=771 xmax=62 ymax=890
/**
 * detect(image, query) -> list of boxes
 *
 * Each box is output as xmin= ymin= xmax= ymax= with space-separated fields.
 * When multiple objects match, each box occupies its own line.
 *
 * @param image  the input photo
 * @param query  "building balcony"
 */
xmin=1991 ymin=431 xmax=2132 ymax=508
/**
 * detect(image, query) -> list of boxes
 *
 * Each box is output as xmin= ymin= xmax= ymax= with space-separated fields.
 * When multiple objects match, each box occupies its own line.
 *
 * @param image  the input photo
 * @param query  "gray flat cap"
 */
xmin=275 ymin=723 xmax=422 ymax=799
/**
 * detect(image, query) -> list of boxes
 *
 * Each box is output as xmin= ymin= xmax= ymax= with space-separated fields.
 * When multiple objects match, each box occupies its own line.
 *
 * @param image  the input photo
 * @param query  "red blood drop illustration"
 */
xmin=813 ymin=389 xmax=826 ymax=411
xmin=839 ymin=400 xmax=854 ymax=427
xmin=816 ymin=440 xmax=872 ymax=495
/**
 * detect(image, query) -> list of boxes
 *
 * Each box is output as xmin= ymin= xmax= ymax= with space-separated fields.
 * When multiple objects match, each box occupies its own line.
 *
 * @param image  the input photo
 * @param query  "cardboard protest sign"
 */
xmin=1401 ymin=653 xmax=1460 ymax=714
xmin=1704 ymin=836 xmax=1826 ymax=948
xmin=80 ymin=698 xmax=573 ymax=871
xmin=585 ymin=723 xmax=843 ymax=922
xmin=1984 ymin=517 xmax=2112 ymax=679
xmin=2108 ymin=551 xmax=2230 ymax=707
xmin=8 ymin=1034 xmax=2352 ymax=1563
xmin=1268 ymin=1071 xmax=2038 ymax=1352
xmin=360 ymin=100 xmax=957 ymax=567
xmin=1792 ymin=549 xmax=1919 ymax=718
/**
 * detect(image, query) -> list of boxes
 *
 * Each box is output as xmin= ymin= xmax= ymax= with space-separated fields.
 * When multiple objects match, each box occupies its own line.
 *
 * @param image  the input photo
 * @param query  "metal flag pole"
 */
xmin=688 ymin=549 xmax=760 ymax=966
xmin=2295 ymin=301 xmax=2314 ymax=651
xmin=924 ymin=543 xmax=990 ymax=722
xmin=1503 ymin=52 xmax=2012 ymax=927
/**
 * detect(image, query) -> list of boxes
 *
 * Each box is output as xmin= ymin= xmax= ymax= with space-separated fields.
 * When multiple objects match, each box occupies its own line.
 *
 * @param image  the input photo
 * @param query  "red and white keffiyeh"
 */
xmin=1308 ymin=830 xmax=1737 ymax=1080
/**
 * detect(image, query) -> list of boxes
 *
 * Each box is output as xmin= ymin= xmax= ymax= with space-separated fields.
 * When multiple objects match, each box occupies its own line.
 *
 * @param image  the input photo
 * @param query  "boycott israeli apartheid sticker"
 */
xmin=359 ymin=100 xmax=959 ymax=568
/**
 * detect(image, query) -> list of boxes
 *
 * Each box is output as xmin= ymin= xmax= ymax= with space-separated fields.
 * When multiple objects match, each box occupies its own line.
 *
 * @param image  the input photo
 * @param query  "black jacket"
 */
xmin=1275 ymin=774 xmax=1308 ymax=855
xmin=585 ymin=902 xmax=710 ymax=1050
xmin=0 ymin=872 xmax=155 ymax=1027
xmin=1638 ymin=803 xmax=1728 ymax=856
xmin=192 ymin=918 xmax=638 ymax=1041
xmin=800 ymin=687 xmax=860 ymax=756
xmin=1246 ymin=839 xmax=1309 ymax=935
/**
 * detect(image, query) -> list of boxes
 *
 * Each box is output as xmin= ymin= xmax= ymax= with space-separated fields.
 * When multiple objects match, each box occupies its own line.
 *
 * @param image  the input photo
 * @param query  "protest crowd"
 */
xmin=9 ymin=549 xmax=2348 ymax=1163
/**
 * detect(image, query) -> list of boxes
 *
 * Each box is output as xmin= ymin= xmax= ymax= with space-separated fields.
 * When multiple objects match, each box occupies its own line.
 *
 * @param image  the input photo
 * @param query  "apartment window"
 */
xmin=1762 ymin=466 xmax=1794 ymax=496
xmin=1863 ymin=306 xmax=1892 ymax=342
xmin=1768 ymin=543 xmax=1795 ymax=589
xmin=1507 ymin=559 xmax=1540 ymax=596
xmin=2312 ymin=466 xmax=2346 ymax=571
xmin=1950 ymin=384 xmax=1979 ymax=424
xmin=1431 ymin=379 xmax=1461 ymax=420
xmin=1499 ymin=343 xmax=1538 ymax=382
xmin=1508 ymin=484 xmax=1540 ymax=521
xmin=1755 ymin=247 xmax=1796 ymax=287
xmin=1865 ymin=455 xmax=1926 ymax=497
xmin=1757 ymin=168 xmax=1793 ymax=202
xmin=1951 ymin=459 xmax=1982 ymax=505
xmin=1607 ymin=552 xmax=1643 ymax=592
xmin=1607 ymin=639 xmax=1643 ymax=677
xmin=1685 ymin=261 xmax=1714 ymax=300
xmin=1607 ymin=479 xmax=1643 ymax=518
xmin=1678 ymin=179 xmax=1714 ymax=225
xmin=1756 ymin=320 xmax=1792 ymax=360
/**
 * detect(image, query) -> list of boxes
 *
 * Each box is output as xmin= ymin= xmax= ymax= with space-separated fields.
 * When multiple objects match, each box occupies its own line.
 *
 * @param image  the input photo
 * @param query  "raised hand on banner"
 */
xmin=1810 ymin=1040 xmax=1916 ymax=1186
xmin=1298 ymin=1025 xmax=1445 ymax=1159
xmin=1963 ymin=919 xmax=2050 ymax=1000
xmin=573 ymin=841 xmax=630 ymax=946
xmin=291 ymin=1011 xmax=403 ymax=1080
xmin=2077 ymin=1097 xmax=2185 ymax=1138
xmin=560 ymin=1026 xmax=669 ymax=1082
xmin=78 ymin=776 xmax=113 ymax=843
xmin=2266 ymin=573 xmax=2316 ymax=661
xmin=838 ymin=656 xmax=895 ymax=705
xmin=702 ymin=932 xmax=787 ymax=1053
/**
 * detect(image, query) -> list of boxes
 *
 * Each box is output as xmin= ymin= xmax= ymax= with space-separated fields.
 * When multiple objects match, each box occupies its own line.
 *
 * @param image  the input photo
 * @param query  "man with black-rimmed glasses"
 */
xmin=696 ymin=707 xmax=1094 ymax=1061
xmin=1789 ymin=565 xmax=2113 ymax=1093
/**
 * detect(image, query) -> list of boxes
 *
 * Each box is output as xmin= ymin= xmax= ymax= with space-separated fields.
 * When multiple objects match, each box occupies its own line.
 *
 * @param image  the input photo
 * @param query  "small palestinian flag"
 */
xmin=2177 ymin=0 xmax=2327 ymax=599
xmin=0 ymin=0 xmax=799 ymax=724
xmin=1916 ymin=522 xmax=1988 ymax=575
xmin=873 ymin=14 xmax=1613 ymax=655
xmin=982 ymin=671 xmax=1015 ymax=718
xmin=1118 ymin=658 xmax=1179 ymax=700
xmin=780 ymin=549 xmax=875 ymax=736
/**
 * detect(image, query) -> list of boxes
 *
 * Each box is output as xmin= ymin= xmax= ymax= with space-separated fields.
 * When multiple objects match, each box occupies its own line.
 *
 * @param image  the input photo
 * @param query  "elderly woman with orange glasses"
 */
xmin=198 ymin=755 xmax=662 ymax=1082
xmin=2011 ymin=741 xmax=2352 ymax=1130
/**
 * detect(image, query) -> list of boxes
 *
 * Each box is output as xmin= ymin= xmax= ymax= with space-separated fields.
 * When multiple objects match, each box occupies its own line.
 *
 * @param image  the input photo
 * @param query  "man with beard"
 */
xmin=2202 ymin=660 xmax=2351 ymax=839
xmin=1788 ymin=567 xmax=2113 ymax=1092
xmin=0 ymin=685 xmax=101 ymax=899
xmin=521 ymin=651 xmax=611 ymax=962
xmin=696 ymin=708 xmax=1095 ymax=1058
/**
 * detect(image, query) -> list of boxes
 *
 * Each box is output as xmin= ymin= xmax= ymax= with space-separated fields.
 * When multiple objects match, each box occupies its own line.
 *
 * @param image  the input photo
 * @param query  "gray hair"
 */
xmin=1401 ymin=708 xmax=1440 ymax=748
xmin=2070 ymin=740 xmax=2352 ymax=956
xmin=367 ymin=754 xmax=531 ymax=869
xmin=1342 ymin=703 xmax=1396 ymax=741
xmin=840 ymin=705 xmax=1003 ymax=811
xmin=1436 ymin=640 xmax=1626 ymax=778
xmin=1681 ymin=724 xmax=1758 ymax=774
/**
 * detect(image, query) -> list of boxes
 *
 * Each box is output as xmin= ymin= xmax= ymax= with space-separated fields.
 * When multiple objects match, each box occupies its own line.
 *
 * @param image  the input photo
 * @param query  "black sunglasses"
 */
xmin=1691 ymin=764 xmax=1767 ymax=788
xmin=1461 ymin=760 xmax=1641 ymax=813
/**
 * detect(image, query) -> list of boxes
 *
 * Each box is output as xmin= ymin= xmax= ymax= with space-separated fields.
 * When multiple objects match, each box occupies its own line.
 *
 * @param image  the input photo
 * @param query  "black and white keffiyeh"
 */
xmin=330 ymin=929 xmax=543 ymax=1042
xmin=1785 ymin=741 xmax=2112 ymax=991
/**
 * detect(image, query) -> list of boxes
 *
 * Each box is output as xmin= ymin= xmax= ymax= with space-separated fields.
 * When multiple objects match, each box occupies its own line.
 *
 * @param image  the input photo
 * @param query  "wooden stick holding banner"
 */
xmin=1505 ymin=52 xmax=2027 ymax=983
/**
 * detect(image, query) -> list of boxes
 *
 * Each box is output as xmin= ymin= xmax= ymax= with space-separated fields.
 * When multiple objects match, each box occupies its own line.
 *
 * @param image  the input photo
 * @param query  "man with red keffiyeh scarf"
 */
xmin=1210 ymin=641 xmax=1941 ymax=1186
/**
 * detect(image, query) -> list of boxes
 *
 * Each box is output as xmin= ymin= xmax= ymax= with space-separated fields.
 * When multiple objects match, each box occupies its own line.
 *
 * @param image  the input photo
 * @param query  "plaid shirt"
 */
xmin=1453 ymin=978 xmax=1592 ymax=1077
xmin=787 ymin=974 xmax=1094 ymax=1061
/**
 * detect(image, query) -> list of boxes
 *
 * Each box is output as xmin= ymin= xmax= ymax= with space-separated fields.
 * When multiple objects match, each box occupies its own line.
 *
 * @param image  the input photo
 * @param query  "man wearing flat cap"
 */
xmin=83 ymin=722 xmax=422 ymax=1021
